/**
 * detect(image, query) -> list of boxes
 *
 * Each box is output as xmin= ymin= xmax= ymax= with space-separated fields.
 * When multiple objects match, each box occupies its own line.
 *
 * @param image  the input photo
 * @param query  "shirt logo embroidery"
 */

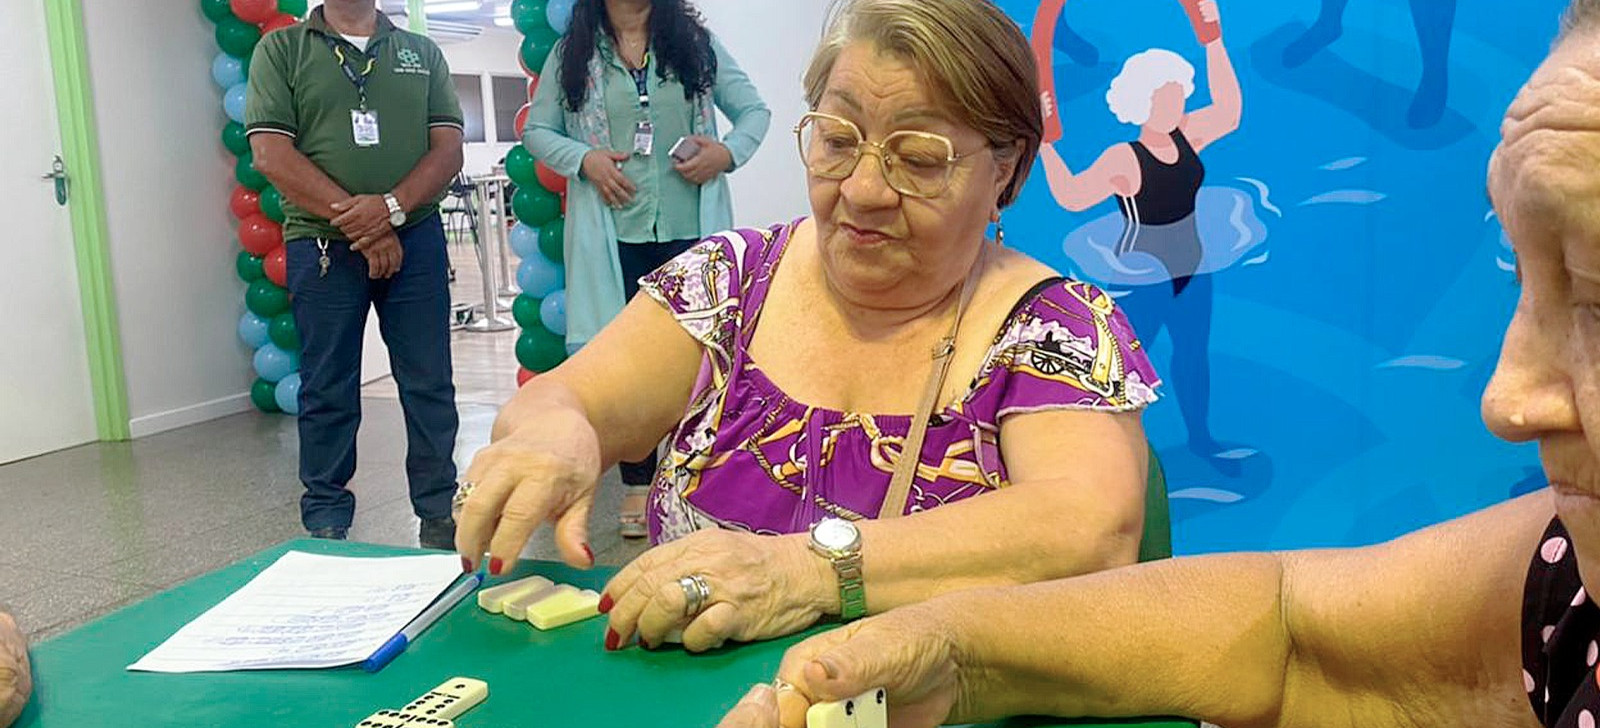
xmin=394 ymin=47 xmax=428 ymax=75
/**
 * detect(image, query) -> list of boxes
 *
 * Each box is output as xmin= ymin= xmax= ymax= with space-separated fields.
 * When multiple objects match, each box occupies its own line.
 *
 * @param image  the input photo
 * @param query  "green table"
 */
xmin=16 ymin=540 xmax=1194 ymax=728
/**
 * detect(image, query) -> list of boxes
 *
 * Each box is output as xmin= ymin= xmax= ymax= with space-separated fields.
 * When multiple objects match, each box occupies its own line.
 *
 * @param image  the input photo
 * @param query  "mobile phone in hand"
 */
xmin=669 ymin=136 xmax=702 ymax=163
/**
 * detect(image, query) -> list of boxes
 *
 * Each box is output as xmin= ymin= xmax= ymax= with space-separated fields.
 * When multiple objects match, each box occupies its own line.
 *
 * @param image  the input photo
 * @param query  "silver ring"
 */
xmin=450 ymin=480 xmax=476 ymax=515
xmin=678 ymin=574 xmax=712 ymax=618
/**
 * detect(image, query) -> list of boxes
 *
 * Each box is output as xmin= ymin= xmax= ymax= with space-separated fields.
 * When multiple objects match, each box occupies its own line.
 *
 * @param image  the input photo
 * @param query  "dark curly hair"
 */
xmin=559 ymin=0 xmax=718 ymax=112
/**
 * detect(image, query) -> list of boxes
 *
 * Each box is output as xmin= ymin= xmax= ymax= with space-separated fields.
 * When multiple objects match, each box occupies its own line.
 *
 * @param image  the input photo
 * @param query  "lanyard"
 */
xmin=628 ymin=51 xmax=650 ymax=109
xmin=323 ymin=35 xmax=379 ymax=111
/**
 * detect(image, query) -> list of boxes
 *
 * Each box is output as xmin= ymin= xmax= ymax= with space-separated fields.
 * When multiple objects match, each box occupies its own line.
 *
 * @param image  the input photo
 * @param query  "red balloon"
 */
xmin=239 ymin=214 xmax=283 ymax=256
xmin=230 ymin=0 xmax=277 ymax=24
xmin=261 ymin=13 xmax=298 ymax=33
xmin=516 ymin=367 xmax=536 ymax=387
xmin=535 ymin=161 xmax=567 ymax=195
xmin=229 ymin=186 xmax=261 ymax=220
xmin=518 ymin=52 xmax=536 ymax=78
xmin=263 ymin=245 xmax=287 ymax=287
xmin=527 ymin=74 xmax=539 ymax=100
xmin=513 ymin=104 xmax=531 ymax=138
xmin=560 ymin=193 xmax=567 ymax=215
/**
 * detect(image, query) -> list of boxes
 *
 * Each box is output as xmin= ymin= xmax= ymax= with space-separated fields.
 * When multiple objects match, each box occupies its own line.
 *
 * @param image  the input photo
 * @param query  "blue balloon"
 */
xmin=212 ymin=53 xmax=246 ymax=89
xmin=253 ymin=342 xmax=300 ymax=383
xmin=517 ymin=254 xmax=565 ymax=298
xmin=274 ymin=372 xmax=303 ymax=416
xmin=509 ymin=222 xmax=540 ymax=260
xmin=224 ymin=83 xmax=248 ymax=124
xmin=565 ymin=341 xmax=583 ymax=356
xmin=547 ymin=0 xmax=576 ymax=34
xmin=539 ymin=289 xmax=567 ymax=337
xmin=238 ymin=311 xmax=271 ymax=349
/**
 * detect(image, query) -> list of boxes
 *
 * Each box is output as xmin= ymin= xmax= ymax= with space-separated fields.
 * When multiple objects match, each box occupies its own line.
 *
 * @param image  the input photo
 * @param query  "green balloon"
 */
xmin=222 ymin=122 xmax=250 ymax=156
xmin=520 ymin=28 xmax=558 ymax=74
xmin=216 ymin=18 xmax=262 ymax=59
xmin=269 ymin=312 xmax=301 ymax=350
xmin=513 ymin=186 xmax=561 ymax=227
xmin=512 ymin=0 xmax=552 ymax=35
xmin=277 ymin=0 xmax=308 ymax=18
xmin=505 ymin=146 xmax=538 ymax=187
xmin=246 ymin=279 xmax=291 ymax=318
xmin=511 ymin=294 xmax=543 ymax=330
xmin=236 ymin=152 xmax=269 ymax=191
xmin=538 ymin=218 xmax=565 ymax=264
xmin=516 ymin=324 xmax=566 ymax=373
xmin=251 ymin=378 xmax=282 ymax=413
xmin=201 ymin=0 xmax=235 ymax=23
xmin=236 ymin=250 xmax=266 ymax=282
xmin=260 ymin=186 xmax=285 ymax=223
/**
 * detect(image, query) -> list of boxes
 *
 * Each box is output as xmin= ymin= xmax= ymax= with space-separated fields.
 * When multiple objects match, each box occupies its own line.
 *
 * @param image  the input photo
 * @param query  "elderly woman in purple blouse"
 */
xmin=456 ymin=0 xmax=1161 ymax=653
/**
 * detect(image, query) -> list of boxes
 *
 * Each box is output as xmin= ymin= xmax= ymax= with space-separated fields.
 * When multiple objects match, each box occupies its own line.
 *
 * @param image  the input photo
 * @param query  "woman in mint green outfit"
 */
xmin=524 ymin=0 xmax=770 ymax=537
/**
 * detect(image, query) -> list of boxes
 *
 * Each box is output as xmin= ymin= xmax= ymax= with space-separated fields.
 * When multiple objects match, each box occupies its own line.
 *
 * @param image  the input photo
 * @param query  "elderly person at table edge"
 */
xmin=457 ymin=0 xmax=1161 ymax=653
xmin=710 ymin=3 xmax=1600 ymax=726
xmin=0 ymin=607 xmax=31 ymax=728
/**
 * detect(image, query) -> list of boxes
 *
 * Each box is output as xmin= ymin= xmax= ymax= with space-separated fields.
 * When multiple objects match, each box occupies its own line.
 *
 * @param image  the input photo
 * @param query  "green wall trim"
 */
xmin=406 ymin=0 xmax=428 ymax=34
xmin=42 ymin=0 xmax=131 ymax=442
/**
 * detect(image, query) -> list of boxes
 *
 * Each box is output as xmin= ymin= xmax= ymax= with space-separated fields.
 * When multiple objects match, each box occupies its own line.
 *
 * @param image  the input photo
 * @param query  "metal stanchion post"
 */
xmin=465 ymin=174 xmax=515 ymax=333
xmin=496 ymin=181 xmax=520 ymax=300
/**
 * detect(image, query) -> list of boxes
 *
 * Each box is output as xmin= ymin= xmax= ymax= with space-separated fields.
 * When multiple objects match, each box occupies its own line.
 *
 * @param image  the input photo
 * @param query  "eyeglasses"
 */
xmin=793 ymin=112 xmax=980 ymax=199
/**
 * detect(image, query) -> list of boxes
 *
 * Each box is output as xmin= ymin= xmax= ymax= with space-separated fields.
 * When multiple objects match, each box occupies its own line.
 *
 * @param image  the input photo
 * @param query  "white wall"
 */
xmin=437 ymin=26 xmax=526 ymax=177
xmin=698 ymin=0 xmax=826 ymax=228
xmin=82 ymin=0 xmax=259 ymax=436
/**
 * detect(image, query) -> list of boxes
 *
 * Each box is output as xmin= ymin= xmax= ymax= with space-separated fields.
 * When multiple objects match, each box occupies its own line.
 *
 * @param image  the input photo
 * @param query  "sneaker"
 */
xmin=419 ymin=516 xmax=457 ymax=551
xmin=309 ymin=526 xmax=348 ymax=540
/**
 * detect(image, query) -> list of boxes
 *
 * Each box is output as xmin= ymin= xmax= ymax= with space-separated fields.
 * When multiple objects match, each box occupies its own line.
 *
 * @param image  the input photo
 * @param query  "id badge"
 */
xmin=632 ymin=120 xmax=653 ymax=156
xmin=351 ymin=109 xmax=381 ymax=147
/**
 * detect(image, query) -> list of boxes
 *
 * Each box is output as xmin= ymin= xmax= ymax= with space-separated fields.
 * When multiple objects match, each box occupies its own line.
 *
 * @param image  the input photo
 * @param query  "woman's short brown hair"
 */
xmin=803 ymin=0 xmax=1043 ymax=208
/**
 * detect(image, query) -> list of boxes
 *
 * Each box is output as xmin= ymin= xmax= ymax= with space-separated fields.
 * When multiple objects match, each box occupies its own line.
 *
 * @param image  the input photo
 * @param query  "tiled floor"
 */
xmin=0 ymin=239 xmax=647 ymax=642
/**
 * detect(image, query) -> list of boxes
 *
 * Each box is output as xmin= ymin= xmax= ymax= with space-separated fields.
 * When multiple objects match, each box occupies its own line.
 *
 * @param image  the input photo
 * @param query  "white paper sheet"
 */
xmin=128 ymin=551 xmax=464 ymax=673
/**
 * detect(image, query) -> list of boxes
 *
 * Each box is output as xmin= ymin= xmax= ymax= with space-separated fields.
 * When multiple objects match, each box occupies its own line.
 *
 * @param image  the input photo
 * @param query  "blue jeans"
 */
xmin=285 ymin=214 xmax=459 ymax=531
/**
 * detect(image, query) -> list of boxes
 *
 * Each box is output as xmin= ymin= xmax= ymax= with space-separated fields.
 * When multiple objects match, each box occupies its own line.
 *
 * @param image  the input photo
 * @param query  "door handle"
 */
xmin=41 ymin=155 xmax=68 ymax=206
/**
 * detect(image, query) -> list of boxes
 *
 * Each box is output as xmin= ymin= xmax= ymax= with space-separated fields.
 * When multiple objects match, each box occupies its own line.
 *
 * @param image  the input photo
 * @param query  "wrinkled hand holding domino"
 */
xmin=598 ymin=529 xmax=828 ymax=653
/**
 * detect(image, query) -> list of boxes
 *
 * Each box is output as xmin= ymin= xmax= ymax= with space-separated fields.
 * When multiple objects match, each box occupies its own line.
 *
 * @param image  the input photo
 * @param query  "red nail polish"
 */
xmin=605 ymin=628 xmax=620 ymax=651
xmin=489 ymin=557 xmax=504 ymax=576
xmin=598 ymin=593 xmax=614 ymax=614
xmin=583 ymin=543 xmax=595 ymax=565
xmin=460 ymin=556 xmax=473 ymax=573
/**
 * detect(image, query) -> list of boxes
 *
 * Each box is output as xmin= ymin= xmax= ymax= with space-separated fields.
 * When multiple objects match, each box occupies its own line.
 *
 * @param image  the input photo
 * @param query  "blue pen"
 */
xmin=362 ymin=572 xmax=484 ymax=673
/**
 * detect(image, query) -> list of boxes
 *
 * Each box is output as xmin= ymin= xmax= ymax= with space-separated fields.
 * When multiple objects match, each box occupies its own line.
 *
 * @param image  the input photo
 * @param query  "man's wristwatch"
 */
xmin=382 ymin=193 xmax=405 ymax=227
xmin=808 ymin=517 xmax=866 ymax=621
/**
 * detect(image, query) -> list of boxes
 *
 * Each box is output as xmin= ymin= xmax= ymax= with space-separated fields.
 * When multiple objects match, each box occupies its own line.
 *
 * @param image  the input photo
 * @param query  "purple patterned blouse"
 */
xmin=638 ymin=220 xmax=1161 ymax=544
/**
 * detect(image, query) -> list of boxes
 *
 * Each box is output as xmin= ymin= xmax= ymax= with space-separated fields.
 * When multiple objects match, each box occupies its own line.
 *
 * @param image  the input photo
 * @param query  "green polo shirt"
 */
xmin=245 ymin=8 xmax=463 ymax=242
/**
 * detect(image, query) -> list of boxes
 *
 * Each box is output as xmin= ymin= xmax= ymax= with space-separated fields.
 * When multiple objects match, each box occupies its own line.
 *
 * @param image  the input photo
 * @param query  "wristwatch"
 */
xmin=382 ymin=193 xmax=405 ymax=227
xmin=808 ymin=517 xmax=867 ymax=621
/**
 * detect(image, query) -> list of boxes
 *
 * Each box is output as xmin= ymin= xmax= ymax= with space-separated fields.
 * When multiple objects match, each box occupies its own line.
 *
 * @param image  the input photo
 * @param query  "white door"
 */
xmin=0 ymin=0 xmax=98 ymax=462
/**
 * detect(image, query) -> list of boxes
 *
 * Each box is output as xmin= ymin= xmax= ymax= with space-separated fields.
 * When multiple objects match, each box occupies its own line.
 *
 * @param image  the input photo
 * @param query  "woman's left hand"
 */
xmin=600 ymin=529 xmax=829 ymax=652
xmin=673 ymin=135 xmax=734 ymax=185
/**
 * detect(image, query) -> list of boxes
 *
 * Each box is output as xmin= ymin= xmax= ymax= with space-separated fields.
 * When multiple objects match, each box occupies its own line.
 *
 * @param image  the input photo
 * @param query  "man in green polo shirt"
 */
xmin=245 ymin=0 xmax=464 ymax=550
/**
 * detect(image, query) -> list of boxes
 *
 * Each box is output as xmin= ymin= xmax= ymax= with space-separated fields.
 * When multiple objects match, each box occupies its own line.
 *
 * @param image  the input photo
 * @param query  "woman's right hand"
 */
xmin=456 ymin=404 xmax=603 ymax=573
xmin=581 ymin=149 xmax=637 ymax=208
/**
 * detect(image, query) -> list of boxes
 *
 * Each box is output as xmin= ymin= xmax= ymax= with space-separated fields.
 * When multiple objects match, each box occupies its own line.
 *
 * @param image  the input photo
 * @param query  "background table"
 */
xmin=15 ymin=539 xmax=1196 ymax=728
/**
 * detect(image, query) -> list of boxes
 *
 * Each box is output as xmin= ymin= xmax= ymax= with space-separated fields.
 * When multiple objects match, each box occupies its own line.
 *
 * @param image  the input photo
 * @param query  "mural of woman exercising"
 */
xmin=1038 ymin=0 xmax=1244 ymax=469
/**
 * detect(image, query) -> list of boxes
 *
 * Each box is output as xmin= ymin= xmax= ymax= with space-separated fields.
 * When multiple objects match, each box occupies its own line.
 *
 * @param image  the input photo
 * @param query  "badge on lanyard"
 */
xmin=633 ymin=120 xmax=654 ymax=156
xmin=629 ymin=60 xmax=652 ymax=156
xmin=351 ymin=109 xmax=381 ymax=147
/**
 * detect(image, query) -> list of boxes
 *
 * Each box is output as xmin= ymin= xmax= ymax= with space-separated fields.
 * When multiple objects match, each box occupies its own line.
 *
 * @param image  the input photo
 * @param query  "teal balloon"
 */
xmin=238 ymin=311 xmax=272 ymax=349
xmin=236 ymin=152 xmax=268 ymax=191
xmin=538 ymin=218 xmax=565 ymax=264
xmin=260 ymin=186 xmax=285 ymax=223
xmin=202 ymin=0 xmax=235 ymax=23
xmin=222 ymin=121 xmax=250 ymax=156
xmin=516 ymin=324 xmax=566 ymax=373
xmin=216 ymin=18 xmax=262 ymax=58
xmin=277 ymin=0 xmax=308 ymax=18
xmin=512 ymin=186 xmax=561 ymax=227
xmin=519 ymin=27 xmax=559 ymax=73
xmin=505 ymin=145 xmax=538 ymax=187
xmin=268 ymin=312 xmax=300 ymax=350
xmin=511 ymin=294 xmax=542 ymax=329
xmin=274 ymin=372 xmax=302 ymax=415
xmin=246 ymin=279 xmax=290 ymax=317
xmin=251 ymin=378 xmax=281 ymax=413
xmin=236 ymin=250 xmax=265 ymax=282
xmin=513 ymin=0 xmax=553 ymax=35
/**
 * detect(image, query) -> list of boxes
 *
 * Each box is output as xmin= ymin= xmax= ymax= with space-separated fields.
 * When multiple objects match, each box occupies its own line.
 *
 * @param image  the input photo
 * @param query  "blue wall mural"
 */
xmin=998 ymin=0 xmax=1563 ymax=554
